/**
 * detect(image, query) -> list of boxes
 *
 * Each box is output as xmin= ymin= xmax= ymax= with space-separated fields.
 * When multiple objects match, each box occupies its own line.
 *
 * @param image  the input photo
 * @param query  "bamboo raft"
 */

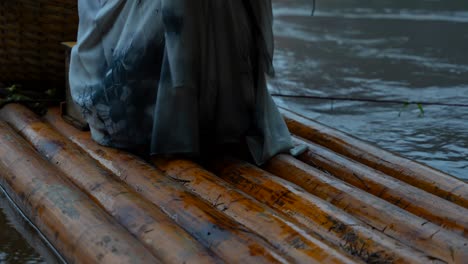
xmin=0 ymin=103 xmax=467 ymax=264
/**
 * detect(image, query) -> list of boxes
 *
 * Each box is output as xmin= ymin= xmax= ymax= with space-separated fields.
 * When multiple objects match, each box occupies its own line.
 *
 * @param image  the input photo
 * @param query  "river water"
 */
xmin=1 ymin=0 xmax=467 ymax=262
xmin=0 ymin=189 xmax=59 ymax=264
xmin=271 ymin=0 xmax=468 ymax=180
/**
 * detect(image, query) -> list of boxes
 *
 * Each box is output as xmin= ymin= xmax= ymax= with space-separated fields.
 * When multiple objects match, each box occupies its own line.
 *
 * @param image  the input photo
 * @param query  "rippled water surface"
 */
xmin=1 ymin=0 xmax=467 ymax=262
xmin=0 ymin=190 xmax=60 ymax=264
xmin=271 ymin=0 xmax=468 ymax=180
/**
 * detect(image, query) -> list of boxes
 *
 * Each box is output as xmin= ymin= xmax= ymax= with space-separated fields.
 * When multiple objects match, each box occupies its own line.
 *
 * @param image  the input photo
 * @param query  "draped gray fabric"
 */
xmin=70 ymin=0 xmax=292 ymax=164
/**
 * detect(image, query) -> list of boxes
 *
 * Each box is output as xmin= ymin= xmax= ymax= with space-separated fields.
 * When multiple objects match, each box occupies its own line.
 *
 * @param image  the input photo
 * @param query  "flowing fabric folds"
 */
xmin=70 ymin=0 xmax=292 ymax=164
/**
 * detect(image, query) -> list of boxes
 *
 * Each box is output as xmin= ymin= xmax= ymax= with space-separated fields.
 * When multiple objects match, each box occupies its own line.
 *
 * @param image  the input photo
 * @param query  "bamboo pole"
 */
xmin=280 ymin=107 xmax=468 ymax=208
xmin=152 ymin=158 xmax=361 ymax=264
xmin=291 ymin=136 xmax=468 ymax=235
xmin=40 ymin=106 xmax=288 ymax=264
xmin=265 ymin=154 xmax=468 ymax=263
xmin=0 ymin=104 xmax=219 ymax=264
xmin=0 ymin=122 xmax=159 ymax=264
xmin=208 ymin=158 xmax=438 ymax=264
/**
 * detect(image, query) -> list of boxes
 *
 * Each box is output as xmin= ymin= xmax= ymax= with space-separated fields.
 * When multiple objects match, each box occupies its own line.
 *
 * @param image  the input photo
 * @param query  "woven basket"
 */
xmin=0 ymin=0 xmax=78 ymax=91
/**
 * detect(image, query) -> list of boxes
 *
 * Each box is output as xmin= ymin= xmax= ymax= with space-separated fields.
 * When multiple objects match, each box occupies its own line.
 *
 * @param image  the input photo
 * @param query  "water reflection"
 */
xmin=0 ymin=190 xmax=61 ymax=264
xmin=271 ymin=0 xmax=468 ymax=179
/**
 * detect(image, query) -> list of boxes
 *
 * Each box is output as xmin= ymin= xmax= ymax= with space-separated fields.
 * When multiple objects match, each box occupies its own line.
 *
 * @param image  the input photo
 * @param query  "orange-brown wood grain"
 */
xmin=5 ymin=102 xmax=463 ymax=263
xmin=292 ymin=136 xmax=468 ymax=235
xmin=152 ymin=158 xmax=361 ymax=264
xmin=43 ymin=106 xmax=289 ymax=264
xmin=209 ymin=158 xmax=437 ymax=264
xmin=265 ymin=154 xmax=468 ymax=264
xmin=0 ymin=122 xmax=159 ymax=264
xmin=0 ymin=104 xmax=218 ymax=264
xmin=280 ymin=107 xmax=468 ymax=209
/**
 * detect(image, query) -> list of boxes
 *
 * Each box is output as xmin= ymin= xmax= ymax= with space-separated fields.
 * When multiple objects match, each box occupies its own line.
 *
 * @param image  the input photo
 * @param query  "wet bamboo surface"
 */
xmin=264 ymin=155 xmax=468 ymax=263
xmin=0 ymin=104 xmax=219 ymax=264
xmin=0 ymin=122 xmax=159 ymax=264
xmin=280 ymin=107 xmax=468 ymax=209
xmin=290 ymin=136 xmax=468 ymax=235
xmin=0 ymin=103 xmax=466 ymax=264
xmin=208 ymin=159 xmax=441 ymax=264
xmin=44 ymin=108 xmax=359 ymax=264
xmin=1 ymin=104 xmax=281 ymax=264
xmin=151 ymin=158 xmax=361 ymax=264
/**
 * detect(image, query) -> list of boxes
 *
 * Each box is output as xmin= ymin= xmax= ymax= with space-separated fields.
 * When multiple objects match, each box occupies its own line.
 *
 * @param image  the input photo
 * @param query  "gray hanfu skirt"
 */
xmin=69 ymin=0 xmax=293 ymax=165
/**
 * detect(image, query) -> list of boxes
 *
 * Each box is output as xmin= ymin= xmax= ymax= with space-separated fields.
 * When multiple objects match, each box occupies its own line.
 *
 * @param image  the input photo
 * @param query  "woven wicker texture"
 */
xmin=0 ymin=0 xmax=78 ymax=90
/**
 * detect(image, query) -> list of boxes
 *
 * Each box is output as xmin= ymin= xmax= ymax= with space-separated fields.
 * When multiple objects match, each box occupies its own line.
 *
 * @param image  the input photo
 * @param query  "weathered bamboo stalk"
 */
xmin=152 ymin=158 xmax=361 ymax=264
xmin=280 ymin=107 xmax=468 ymax=208
xmin=265 ymin=154 xmax=468 ymax=263
xmin=0 ymin=104 xmax=219 ymax=264
xmin=0 ymin=122 xmax=159 ymax=264
xmin=292 ymin=136 xmax=468 ymax=235
xmin=208 ymin=158 xmax=438 ymax=264
xmin=41 ymin=106 xmax=289 ymax=264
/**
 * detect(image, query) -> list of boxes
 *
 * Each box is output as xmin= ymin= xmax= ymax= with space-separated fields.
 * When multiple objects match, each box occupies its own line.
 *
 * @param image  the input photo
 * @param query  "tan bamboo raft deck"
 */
xmin=0 ymin=103 xmax=467 ymax=264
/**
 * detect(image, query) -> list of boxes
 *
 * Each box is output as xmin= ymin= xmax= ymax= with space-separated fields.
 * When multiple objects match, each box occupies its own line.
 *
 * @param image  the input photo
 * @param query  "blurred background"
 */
xmin=1 ymin=0 xmax=467 ymax=262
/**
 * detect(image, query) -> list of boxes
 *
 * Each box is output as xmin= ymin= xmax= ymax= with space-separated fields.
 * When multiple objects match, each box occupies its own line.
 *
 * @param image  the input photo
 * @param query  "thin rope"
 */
xmin=311 ymin=0 xmax=316 ymax=16
xmin=270 ymin=93 xmax=468 ymax=108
